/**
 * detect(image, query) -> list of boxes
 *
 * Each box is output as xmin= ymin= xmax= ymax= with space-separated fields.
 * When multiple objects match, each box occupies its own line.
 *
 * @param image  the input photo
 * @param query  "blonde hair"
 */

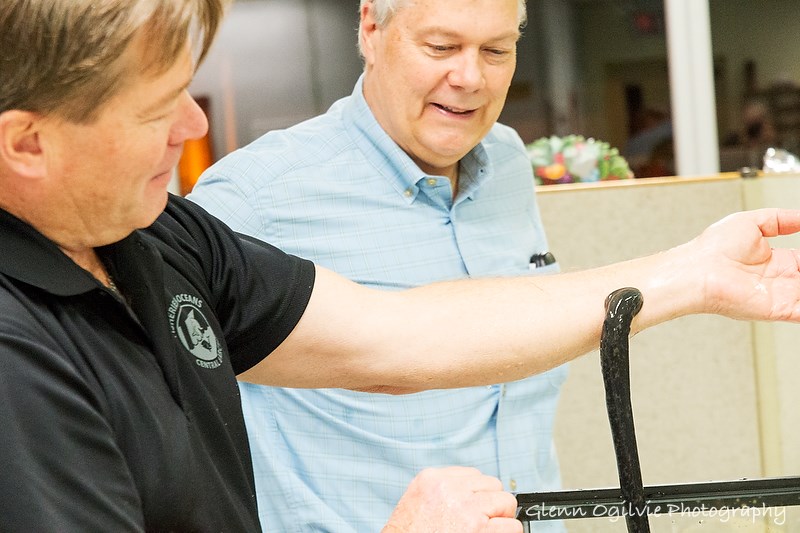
xmin=357 ymin=0 xmax=527 ymax=56
xmin=0 ymin=0 xmax=230 ymax=123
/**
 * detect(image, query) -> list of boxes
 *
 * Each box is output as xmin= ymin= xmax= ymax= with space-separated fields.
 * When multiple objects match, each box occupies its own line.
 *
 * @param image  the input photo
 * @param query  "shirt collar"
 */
xmin=341 ymin=74 xmax=494 ymax=204
xmin=0 ymin=207 xmax=135 ymax=296
xmin=458 ymin=140 xmax=491 ymax=202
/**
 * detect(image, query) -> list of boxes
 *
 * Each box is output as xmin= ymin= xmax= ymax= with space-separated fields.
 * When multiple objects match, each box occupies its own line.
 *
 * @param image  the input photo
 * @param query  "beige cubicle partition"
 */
xmin=536 ymin=173 xmax=800 ymax=532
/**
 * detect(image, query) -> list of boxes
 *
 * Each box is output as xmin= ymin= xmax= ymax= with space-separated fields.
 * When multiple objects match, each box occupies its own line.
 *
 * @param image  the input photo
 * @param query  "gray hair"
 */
xmin=357 ymin=0 xmax=527 ymax=56
xmin=0 ymin=0 xmax=230 ymax=124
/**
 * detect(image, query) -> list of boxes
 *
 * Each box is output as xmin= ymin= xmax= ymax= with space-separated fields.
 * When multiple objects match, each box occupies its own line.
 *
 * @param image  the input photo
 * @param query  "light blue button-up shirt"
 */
xmin=189 ymin=76 xmax=568 ymax=533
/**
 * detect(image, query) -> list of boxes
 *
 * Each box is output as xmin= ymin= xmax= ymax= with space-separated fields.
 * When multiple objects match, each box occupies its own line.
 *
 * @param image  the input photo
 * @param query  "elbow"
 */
xmin=350 ymin=384 xmax=425 ymax=395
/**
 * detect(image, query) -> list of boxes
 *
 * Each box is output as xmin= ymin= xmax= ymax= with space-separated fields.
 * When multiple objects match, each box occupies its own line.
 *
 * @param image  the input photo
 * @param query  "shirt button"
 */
xmin=501 ymin=384 xmax=507 ymax=397
xmin=426 ymin=178 xmax=437 ymax=186
xmin=404 ymin=189 xmax=413 ymax=197
xmin=510 ymin=479 xmax=517 ymax=491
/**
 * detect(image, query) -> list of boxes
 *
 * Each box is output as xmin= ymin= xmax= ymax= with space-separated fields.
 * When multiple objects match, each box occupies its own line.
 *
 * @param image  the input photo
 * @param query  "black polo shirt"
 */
xmin=0 ymin=195 xmax=315 ymax=532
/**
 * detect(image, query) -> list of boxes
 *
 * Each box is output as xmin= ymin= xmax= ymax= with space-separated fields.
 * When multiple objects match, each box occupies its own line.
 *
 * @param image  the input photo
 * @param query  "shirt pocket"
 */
xmin=528 ymin=260 xmax=560 ymax=275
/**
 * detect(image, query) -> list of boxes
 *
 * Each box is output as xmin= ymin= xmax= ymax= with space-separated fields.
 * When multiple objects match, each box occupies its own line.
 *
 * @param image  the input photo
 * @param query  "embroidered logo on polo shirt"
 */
xmin=168 ymin=294 xmax=223 ymax=369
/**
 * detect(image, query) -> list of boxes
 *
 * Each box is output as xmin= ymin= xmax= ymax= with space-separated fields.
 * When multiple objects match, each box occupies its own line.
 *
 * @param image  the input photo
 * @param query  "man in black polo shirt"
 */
xmin=3 ymin=1 xmax=800 ymax=532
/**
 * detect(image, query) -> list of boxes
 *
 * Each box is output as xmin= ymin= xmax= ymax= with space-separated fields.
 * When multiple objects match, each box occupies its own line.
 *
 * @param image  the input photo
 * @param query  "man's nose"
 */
xmin=447 ymin=50 xmax=486 ymax=92
xmin=170 ymin=91 xmax=209 ymax=145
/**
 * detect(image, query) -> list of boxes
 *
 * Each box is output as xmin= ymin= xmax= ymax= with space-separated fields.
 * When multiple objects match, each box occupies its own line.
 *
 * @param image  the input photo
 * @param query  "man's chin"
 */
xmin=136 ymin=191 xmax=171 ymax=229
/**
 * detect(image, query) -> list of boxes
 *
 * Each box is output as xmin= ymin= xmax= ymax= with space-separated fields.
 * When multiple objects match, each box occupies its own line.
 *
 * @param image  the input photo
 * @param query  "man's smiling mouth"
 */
xmin=432 ymin=103 xmax=476 ymax=115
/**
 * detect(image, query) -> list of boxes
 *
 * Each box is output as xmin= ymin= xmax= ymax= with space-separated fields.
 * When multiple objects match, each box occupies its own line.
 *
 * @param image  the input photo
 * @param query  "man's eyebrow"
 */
xmin=419 ymin=27 xmax=520 ymax=42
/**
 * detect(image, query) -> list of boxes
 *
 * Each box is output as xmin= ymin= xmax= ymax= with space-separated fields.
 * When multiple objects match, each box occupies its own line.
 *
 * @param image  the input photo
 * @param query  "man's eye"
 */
xmin=428 ymin=44 xmax=454 ymax=53
xmin=149 ymin=105 xmax=178 ymax=122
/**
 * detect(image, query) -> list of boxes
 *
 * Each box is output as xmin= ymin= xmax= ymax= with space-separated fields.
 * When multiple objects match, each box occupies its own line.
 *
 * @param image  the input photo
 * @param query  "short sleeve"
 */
xmin=151 ymin=195 xmax=316 ymax=375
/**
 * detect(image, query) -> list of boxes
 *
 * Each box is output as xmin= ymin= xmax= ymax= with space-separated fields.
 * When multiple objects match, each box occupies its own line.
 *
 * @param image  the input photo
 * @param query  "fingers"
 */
xmin=769 ymin=208 xmax=800 ymax=237
xmin=384 ymin=467 xmax=522 ymax=533
xmin=414 ymin=467 xmax=518 ymax=520
xmin=729 ymin=208 xmax=800 ymax=238
xmin=478 ymin=488 xmax=519 ymax=519
xmin=486 ymin=516 xmax=524 ymax=533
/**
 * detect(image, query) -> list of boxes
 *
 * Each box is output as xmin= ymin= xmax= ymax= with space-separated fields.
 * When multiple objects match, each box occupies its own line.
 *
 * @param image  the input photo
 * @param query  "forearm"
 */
xmin=366 ymin=244 xmax=702 ymax=390
xmin=243 ymin=242 xmax=701 ymax=391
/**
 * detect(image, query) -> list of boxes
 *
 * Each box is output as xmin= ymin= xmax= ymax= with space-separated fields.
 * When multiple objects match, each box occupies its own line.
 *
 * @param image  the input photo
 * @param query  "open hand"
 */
xmin=686 ymin=208 xmax=800 ymax=322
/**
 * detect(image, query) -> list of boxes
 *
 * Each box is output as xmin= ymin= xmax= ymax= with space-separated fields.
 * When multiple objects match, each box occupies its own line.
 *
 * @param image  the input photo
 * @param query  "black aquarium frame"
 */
xmin=515 ymin=288 xmax=800 ymax=532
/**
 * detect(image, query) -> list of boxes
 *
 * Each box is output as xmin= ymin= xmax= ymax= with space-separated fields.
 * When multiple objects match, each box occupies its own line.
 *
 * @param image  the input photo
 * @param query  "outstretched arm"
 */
xmin=240 ymin=208 xmax=800 ymax=392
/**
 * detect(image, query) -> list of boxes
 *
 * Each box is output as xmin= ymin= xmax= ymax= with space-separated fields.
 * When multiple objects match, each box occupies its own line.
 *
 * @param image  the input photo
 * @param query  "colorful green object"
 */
xmin=527 ymin=135 xmax=634 ymax=185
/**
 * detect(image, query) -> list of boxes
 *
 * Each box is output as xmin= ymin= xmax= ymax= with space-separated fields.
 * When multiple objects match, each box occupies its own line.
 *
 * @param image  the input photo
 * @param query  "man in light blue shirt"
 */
xmin=190 ymin=0 xmax=566 ymax=531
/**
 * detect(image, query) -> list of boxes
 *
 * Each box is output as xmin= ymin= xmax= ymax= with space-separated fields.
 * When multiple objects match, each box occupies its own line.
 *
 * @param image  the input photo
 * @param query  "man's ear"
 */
xmin=0 ymin=110 xmax=47 ymax=179
xmin=359 ymin=1 xmax=380 ymax=66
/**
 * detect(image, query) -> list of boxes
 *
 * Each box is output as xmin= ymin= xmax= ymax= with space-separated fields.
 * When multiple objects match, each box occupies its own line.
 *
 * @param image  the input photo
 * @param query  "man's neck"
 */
xmin=59 ymin=246 xmax=114 ymax=288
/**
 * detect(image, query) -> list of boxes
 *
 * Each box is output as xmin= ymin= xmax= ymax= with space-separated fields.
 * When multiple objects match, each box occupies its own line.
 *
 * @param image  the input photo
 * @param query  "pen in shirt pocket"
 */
xmin=529 ymin=251 xmax=556 ymax=269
